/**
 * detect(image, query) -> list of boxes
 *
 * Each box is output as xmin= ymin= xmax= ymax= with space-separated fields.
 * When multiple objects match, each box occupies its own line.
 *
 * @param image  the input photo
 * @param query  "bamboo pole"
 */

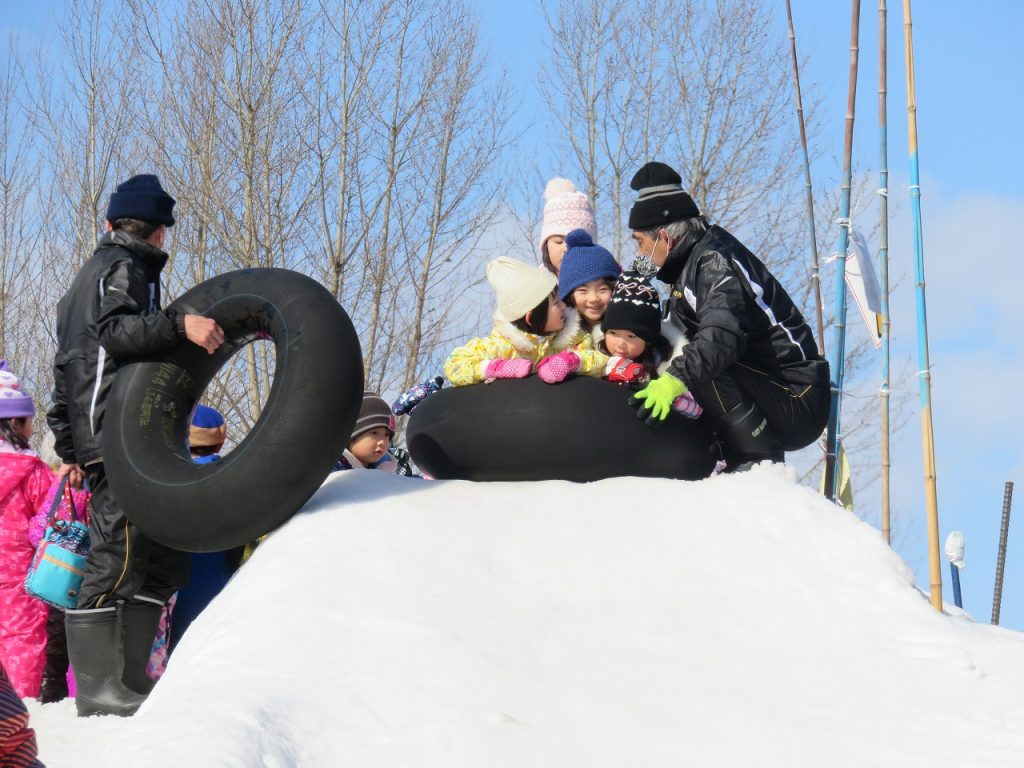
xmin=991 ymin=481 xmax=1014 ymax=625
xmin=901 ymin=0 xmax=943 ymax=611
xmin=824 ymin=0 xmax=862 ymax=501
xmin=878 ymin=0 xmax=892 ymax=544
xmin=785 ymin=0 xmax=826 ymax=356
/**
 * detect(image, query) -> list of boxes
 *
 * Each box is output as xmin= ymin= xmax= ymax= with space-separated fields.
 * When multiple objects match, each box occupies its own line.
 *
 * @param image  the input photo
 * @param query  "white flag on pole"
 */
xmin=845 ymin=229 xmax=883 ymax=348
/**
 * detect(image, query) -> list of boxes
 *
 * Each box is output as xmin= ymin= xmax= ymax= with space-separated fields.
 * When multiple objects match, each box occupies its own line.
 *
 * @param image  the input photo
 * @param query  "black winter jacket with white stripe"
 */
xmin=658 ymin=225 xmax=828 ymax=389
xmin=48 ymin=230 xmax=186 ymax=466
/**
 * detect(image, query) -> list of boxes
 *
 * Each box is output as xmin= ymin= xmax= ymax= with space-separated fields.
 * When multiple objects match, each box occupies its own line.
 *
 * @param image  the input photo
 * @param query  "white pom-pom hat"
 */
xmin=539 ymin=178 xmax=598 ymax=259
xmin=487 ymin=256 xmax=558 ymax=323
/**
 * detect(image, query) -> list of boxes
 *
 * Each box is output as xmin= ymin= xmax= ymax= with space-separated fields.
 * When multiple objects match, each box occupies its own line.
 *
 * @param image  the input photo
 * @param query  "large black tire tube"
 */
xmin=102 ymin=268 xmax=364 ymax=552
xmin=406 ymin=376 xmax=717 ymax=482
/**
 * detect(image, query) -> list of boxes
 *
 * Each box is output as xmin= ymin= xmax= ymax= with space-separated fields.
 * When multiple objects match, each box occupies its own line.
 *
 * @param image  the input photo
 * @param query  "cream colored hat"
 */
xmin=486 ymin=256 xmax=557 ymax=322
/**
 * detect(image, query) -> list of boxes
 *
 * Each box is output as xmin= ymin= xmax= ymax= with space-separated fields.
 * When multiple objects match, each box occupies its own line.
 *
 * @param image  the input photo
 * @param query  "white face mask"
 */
xmin=633 ymin=233 xmax=661 ymax=278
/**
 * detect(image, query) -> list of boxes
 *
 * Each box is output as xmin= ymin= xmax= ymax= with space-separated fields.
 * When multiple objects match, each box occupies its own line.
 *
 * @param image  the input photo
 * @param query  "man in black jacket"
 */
xmin=47 ymin=174 xmax=224 ymax=716
xmin=627 ymin=161 xmax=830 ymax=471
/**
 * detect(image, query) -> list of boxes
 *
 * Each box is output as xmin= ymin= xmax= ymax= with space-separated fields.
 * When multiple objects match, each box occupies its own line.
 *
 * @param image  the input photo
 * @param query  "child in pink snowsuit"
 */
xmin=0 ymin=361 xmax=54 ymax=698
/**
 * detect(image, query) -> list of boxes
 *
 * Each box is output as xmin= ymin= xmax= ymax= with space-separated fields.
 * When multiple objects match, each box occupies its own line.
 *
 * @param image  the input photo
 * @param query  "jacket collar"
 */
xmin=100 ymin=230 xmax=170 ymax=273
xmin=655 ymin=225 xmax=707 ymax=285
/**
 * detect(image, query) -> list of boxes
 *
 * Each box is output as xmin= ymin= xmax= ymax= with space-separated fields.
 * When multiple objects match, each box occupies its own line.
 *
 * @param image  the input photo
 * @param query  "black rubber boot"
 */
xmin=65 ymin=605 xmax=148 ymax=717
xmin=716 ymin=401 xmax=784 ymax=473
xmin=121 ymin=599 xmax=163 ymax=695
xmin=38 ymin=606 xmax=69 ymax=703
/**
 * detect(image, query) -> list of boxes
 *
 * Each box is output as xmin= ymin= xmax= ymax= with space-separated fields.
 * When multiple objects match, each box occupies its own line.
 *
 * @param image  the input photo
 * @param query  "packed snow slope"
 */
xmin=27 ymin=466 xmax=1024 ymax=767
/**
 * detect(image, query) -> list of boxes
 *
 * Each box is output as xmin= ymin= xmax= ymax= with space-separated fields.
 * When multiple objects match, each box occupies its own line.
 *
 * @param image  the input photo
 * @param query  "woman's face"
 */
xmin=572 ymin=279 xmax=614 ymax=327
xmin=604 ymin=328 xmax=647 ymax=360
xmin=545 ymin=235 xmax=567 ymax=273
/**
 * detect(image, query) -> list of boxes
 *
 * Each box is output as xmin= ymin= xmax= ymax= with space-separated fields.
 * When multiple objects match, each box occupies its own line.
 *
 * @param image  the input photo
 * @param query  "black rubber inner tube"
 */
xmin=102 ymin=268 xmax=364 ymax=552
xmin=406 ymin=376 xmax=717 ymax=482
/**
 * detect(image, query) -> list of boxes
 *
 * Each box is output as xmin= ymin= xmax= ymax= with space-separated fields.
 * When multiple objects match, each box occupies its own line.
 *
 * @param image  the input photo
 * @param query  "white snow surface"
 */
xmin=26 ymin=467 xmax=1024 ymax=767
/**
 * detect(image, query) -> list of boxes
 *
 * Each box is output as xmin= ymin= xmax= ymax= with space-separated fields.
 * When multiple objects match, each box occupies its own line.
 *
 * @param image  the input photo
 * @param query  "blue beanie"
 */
xmin=558 ymin=229 xmax=621 ymax=300
xmin=189 ymin=404 xmax=226 ymax=448
xmin=106 ymin=174 xmax=176 ymax=226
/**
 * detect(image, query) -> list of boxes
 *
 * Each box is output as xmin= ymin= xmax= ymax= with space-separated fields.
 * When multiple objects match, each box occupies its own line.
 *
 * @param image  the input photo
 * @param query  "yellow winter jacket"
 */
xmin=445 ymin=310 xmax=607 ymax=386
xmin=567 ymin=319 xmax=610 ymax=378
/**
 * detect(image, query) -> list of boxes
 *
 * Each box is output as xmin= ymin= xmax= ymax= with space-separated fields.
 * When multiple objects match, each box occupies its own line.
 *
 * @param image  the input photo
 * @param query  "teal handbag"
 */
xmin=24 ymin=477 xmax=90 ymax=610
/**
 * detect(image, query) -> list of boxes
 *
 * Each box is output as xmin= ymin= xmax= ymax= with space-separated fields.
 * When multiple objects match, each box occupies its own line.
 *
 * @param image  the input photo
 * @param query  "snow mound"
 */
xmin=30 ymin=467 xmax=1024 ymax=767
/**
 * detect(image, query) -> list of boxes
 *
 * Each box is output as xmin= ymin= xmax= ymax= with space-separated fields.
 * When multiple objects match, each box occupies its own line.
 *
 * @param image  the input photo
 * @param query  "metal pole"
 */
xmin=949 ymin=562 xmax=962 ymax=609
xmin=991 ymin=481 xmax=1015 ymax=625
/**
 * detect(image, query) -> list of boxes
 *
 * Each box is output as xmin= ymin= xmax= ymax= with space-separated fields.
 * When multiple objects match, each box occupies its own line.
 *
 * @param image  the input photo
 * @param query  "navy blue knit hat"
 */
xmin=106 ymin=174 xmax=176 ymax=226
xmin=628 ymin=162 xmax=700 ymax=230
xmin=558 ymin=229 xmax=621 ymax=300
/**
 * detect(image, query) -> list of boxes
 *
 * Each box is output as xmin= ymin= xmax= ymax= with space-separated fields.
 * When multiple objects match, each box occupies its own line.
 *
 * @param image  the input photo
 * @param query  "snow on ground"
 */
xmin=25 ymin=466 xmax=1024 ymax=767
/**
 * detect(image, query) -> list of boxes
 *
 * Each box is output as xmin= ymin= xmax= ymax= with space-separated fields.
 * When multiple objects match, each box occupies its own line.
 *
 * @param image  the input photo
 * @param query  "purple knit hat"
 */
xmin=0 ymin=360 xmax=35 ymax=418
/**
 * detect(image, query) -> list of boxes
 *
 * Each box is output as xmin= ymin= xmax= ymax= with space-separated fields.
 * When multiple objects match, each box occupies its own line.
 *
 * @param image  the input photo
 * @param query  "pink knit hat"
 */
xmin=0 ymin=360 xmax=35 ymax=419
xmin=539 ymin=178 xmax=598 ymax=259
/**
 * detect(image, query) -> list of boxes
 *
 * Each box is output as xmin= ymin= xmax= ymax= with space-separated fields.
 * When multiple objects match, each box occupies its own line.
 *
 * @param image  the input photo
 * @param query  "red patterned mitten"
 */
xmin=605 ymin=356 xmax=647 ymax=385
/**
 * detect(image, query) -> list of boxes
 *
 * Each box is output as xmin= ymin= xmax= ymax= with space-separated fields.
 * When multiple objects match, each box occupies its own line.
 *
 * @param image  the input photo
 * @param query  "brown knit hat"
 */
xmin=350 ymin=390 xmax=396 ymax=440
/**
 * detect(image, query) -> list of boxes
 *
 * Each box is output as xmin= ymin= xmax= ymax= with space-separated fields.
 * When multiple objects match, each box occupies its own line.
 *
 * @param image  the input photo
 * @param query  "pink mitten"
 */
xmin=536 ymin=351 xmax=581 ymax=384
xmin=484 ymin=358 xmax=532 ymax=381
xmin=671 ymin=391 xmax=703 ymax=419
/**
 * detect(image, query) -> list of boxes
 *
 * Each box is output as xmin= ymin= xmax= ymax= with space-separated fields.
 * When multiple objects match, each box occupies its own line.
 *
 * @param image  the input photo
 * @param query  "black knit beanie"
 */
xmin=627 ymin=162 xmax=700 ymax=230
xmin=601 ymin=271 xmax=663 ymax=343
xmin=106 ymin=174 xmax=176 ymax=226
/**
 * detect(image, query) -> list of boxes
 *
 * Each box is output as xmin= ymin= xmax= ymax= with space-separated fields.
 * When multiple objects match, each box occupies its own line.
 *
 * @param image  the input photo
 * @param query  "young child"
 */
xmin=27 ymin=479 xmax=91 ymax=703
xmin=531 ymin=228 xmax=622 ymax=384
xmin=600 ymin=272 xmax=703 ymax=419
xmin=336 ymin=390 xmax=415 ymax=476
xmin=168 ymin=405 xmax=240 ymax=659
xmin=444 ymin=256 xmax=578 ymax=386
xmin=539 ymin=178 xmax=598 ymax=275
xmin=0 ymin=661 xmax=43 ymax=767
xmin=0 ymin=361 xmax=54 ymax=699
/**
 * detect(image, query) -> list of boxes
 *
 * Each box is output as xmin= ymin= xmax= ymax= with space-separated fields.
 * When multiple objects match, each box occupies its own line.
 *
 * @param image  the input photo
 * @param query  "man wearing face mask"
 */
xmin=627 ymin=161 xmax=830 ymax=471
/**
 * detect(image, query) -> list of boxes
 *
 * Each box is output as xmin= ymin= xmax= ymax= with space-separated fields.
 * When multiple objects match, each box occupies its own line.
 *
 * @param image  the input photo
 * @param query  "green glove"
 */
xmin=629 ymin=373 xmax=687 ymax=424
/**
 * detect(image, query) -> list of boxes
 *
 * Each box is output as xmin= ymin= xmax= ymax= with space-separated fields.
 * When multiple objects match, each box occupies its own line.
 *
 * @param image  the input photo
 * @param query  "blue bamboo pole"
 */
xmin=824 ymin=0 xmax=862 ymax=501
xmin=902 ymin=0 xmax=943 ymax=611
xmin=878 ymin=0 xmax=892 ymax=544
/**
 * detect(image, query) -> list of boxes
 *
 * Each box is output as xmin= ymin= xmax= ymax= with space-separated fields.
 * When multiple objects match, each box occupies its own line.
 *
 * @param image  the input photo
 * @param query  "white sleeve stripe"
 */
xmin=730 ymin=259 xmax=806 ymax=362
xmin=89 ymin=278 xmax=107 ymax=435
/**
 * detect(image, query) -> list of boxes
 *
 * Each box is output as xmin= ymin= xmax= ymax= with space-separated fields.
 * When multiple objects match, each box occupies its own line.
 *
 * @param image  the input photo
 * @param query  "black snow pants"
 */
xmin=77 ymin=463 xmax=189 ymax=609
xmin=687 ymin=362 xmax=830 ymax=453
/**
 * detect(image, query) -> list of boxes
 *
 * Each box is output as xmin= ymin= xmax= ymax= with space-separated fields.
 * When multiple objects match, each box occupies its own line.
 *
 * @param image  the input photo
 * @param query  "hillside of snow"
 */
xmin=26 ymin=467 xmax=1024 ymax=767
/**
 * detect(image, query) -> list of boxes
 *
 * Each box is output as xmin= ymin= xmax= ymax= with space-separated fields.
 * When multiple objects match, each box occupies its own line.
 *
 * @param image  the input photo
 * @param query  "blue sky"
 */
xmin=4 ymin=2 xmax=1022 ymax=630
